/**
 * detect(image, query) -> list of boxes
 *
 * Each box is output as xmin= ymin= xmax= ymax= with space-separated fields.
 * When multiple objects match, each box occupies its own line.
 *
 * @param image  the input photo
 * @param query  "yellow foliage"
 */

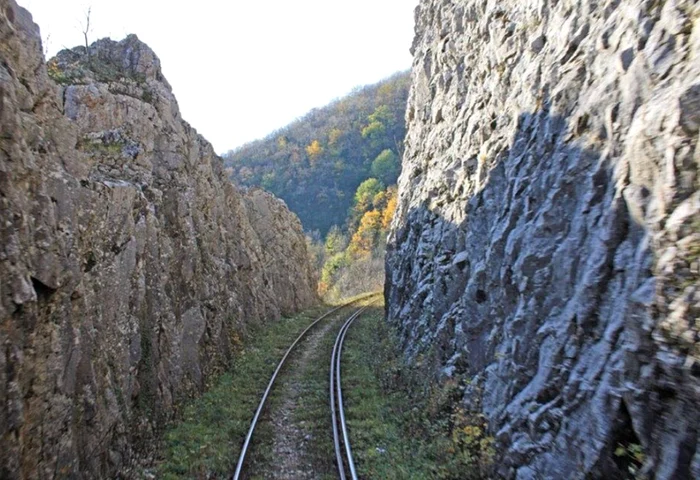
xmin=306 ymin=139 xmax=323 ymax=159
xmin=382 ymin=191 xmax=397 ymax=230
xmin=349 ymin=210 xmax=382 ymax=256
xmin=373 ymin=191 xmax=387 ymax=209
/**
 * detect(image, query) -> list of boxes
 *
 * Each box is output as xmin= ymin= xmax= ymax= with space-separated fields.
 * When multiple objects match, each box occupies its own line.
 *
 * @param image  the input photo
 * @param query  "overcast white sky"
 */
xmin=17 ymin=0 xmax=418 ymax=153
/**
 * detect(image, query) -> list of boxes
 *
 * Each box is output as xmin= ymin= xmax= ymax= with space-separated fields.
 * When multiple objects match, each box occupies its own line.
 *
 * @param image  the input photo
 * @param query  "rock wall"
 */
xmin=0 ymin=2 xmax=317 ymax=478
xmin=242 ymin=188 xmax=318 ymax=315
xmin=386 ymin=0 xmax=699 ymax=478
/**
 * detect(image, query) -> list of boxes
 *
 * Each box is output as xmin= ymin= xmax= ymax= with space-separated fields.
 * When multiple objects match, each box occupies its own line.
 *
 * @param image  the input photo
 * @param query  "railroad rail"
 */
xmin=330 ymin=306 xmax=368 ymax=480
xmin=232 ymin=294 xmax=378 ymax=480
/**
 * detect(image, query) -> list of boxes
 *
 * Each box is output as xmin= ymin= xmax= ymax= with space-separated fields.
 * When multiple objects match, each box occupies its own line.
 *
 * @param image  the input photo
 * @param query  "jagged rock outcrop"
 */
xmin=0 ymin=2 xmax=317 ymax=478
xmin=387 ymin=0 xmax=699 ymax=478
xmin=242 ymin=188 xmax=318 ymax=314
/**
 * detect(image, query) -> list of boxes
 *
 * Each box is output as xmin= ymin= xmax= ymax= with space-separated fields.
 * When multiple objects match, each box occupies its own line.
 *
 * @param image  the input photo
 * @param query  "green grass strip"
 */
xmin=341 ymin=306 xmax=438 ymax=479
xmin=157 ymin=306 xmax=328 ymax=479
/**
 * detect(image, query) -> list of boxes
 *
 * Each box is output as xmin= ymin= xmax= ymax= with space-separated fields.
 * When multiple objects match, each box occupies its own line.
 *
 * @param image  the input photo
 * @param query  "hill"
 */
xmin=223 ymin=71 xmax=410 ymax=237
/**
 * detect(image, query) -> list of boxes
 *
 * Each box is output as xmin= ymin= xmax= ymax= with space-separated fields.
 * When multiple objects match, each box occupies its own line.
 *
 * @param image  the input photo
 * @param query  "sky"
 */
xmin=17 ymin=0 xmax=419 ymax=154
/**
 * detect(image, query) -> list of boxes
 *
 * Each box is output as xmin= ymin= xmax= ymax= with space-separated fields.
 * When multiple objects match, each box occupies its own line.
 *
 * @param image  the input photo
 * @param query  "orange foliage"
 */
xmin=318 ymin=281 xmax=330 ymax=296
xmin=382 ymin=193 xmax=397 ymax=230
xmin=306 ymin=139 xmax=324 ymax=159
xmin=349 ymin=210 xmax=382 ymax=256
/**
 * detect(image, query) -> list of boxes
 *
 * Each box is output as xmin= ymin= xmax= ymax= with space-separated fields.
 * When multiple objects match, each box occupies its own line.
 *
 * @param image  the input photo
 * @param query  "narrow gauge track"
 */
xmin=330 ymin=306 xmax=369 ymax=480
xmin=232 ymin=294 xmax=378 ymax=480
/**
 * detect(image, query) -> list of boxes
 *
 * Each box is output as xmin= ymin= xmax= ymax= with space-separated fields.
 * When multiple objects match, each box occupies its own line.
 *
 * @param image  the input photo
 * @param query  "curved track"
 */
xmin=232 ymin=294 xmax=378 ymax=480
xmin=330 ymin=306 xmax=368 ymax=480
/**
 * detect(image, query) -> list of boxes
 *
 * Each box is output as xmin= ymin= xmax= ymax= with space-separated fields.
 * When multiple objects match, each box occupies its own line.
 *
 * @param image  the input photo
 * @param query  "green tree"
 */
xmin=361 ymin=105 xmax=393 ymax=140
xmin=371 ymin=149 xmax=400 ymax=185
xmin=261 ymin=172 xmax=276 ymax=190
xmin=353 ymin=178 xmax=384 ymax=212
xmin=319 ymin=252 xmax=349 ymax=296
xmin=324 ymin=225 xmax=347 ymax=256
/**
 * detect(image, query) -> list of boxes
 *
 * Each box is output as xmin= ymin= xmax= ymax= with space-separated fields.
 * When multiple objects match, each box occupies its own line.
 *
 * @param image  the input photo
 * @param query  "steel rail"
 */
xmin=330 ymin=308 xmax=365 ymax=480
xmin=232 ymin=293 xmax=379 ymax=480
xmin=331 ymin=303 xmax=376 ymax=480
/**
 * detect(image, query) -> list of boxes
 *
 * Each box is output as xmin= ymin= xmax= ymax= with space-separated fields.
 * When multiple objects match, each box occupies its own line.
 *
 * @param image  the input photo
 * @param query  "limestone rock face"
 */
xmin=242 ymin=188 xmax=318 ymax=314
xmin=0 ymin=1 xmax=317 ymax=477
xmin=386 ymin=0 xmax=699 ymax=478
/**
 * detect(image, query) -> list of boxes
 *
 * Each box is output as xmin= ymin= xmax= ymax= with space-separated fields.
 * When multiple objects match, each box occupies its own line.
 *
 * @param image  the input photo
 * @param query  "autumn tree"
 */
xmin=382 ymin=188 xmax=398 ymax=230
xmin=348 ymin=210 xmax=382 ymax=257
xmin=306 ymin=139 xmax=324 ymax=163
xmin=317 ymin=183 xmax=397 ymax=299
xmin=223 ymin=71 xmax=409 ymax=237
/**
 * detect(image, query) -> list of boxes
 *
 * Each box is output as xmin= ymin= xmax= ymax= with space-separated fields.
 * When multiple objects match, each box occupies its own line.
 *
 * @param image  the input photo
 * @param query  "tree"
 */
xmin=371 ymin=149 xmax=400 ymax=185
xmin=372 ymin=190 xmax=387 ymax=210
xmin=261 ymin=172 xmax=276 ymax=190
xmin=382 ymin=189 xmax=397 ymax=230
xmin=361 ymin=105 xmax=393 ymax=140
xmin=353 ymin=178 xmax=384 ymax=213
xmin=306 ymin=140 xmax=323 ymax=166
xmin=81 ymin=7 xmax=92 ymax=60
xmin=348 ymin=210 xmax=382 ymax=257
xmin=305 ymin=139 xmax=323 ymax=159
xmin=324 ymin=226 xmax=347 ymax=256
xmin=42 ymin=33 xmax=52 ymax=58
xmin=319 ymin=252 xmax=349 ymax=296
xmin=223 ymin=71 xmax=410 ymax=237
xmin=328 ymin=128 xmax=343 ymax=146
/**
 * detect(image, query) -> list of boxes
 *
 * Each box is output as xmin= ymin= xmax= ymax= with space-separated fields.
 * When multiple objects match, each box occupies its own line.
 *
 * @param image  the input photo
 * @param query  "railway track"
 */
xmin=330 ymin=306 xmax=368 ymax=480
xmin=232 ymin=294 xmax=379 ymax=480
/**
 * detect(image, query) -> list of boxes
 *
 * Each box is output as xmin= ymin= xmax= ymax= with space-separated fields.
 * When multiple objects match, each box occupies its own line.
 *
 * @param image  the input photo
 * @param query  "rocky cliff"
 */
xmin=386 ymin=0 xmax=699 ymax=478
xmin=242 ymin=188 xmax=318 ymax=313
xmin=0 ymin=1 xmax=317 ymax=477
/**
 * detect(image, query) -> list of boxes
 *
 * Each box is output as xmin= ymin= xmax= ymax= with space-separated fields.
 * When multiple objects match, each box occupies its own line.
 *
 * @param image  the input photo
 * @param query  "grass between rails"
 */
xmin=157 ymin=291 xmax=492 ymax=479
xmin=156 ymin=293 xmax=380 ymax=479
xmin=288 ymin=310 xmax=350 ymax=479
xmin=342 ymin=305 xmax=495 ymax=479
xmin=243 ymin=294 xmax=381 ymax=479
xmin=157 ymin=305 xmax=331 ymax=479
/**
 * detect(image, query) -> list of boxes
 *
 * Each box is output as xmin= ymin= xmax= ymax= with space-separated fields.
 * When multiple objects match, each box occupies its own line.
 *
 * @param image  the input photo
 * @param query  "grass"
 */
xmin=155 ymin=292 xmax=492 ymax=479
xmin=156 ymin=305 xmax=330 ymax=479
xmin=341 ymin=306 xmax=437 ymax=478
xmin=288 ymin=309 xmax=350 ymax=479
xmin=243 ymin=294 xmax=382 ymax=479
xmin=341 ymin=304 xmax=495 ymax=479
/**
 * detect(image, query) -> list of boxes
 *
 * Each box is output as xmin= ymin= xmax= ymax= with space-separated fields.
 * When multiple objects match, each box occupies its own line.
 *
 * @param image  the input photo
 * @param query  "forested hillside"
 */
xmin=223 ymin=71 xmax=409 ymax=237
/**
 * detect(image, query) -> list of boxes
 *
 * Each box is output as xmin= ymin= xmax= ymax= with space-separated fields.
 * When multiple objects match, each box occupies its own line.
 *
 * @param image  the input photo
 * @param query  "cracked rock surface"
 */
xmin=0 ymin=1 xmax=317 ymax=477
xmin=386 ymin=0 xmax=699 ymax=478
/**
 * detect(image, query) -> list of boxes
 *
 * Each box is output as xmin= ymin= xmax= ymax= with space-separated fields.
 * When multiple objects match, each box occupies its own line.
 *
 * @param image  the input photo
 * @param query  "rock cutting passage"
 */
xmin=2 ymin=0 xmax=699 ymax=478
xmin=386 ymin=0 xmax=699 ymax=478
xmin=0 ymin=1 xmax=317 ymax=477
xmin=233 ymin=295 xmax=378 ymax=480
